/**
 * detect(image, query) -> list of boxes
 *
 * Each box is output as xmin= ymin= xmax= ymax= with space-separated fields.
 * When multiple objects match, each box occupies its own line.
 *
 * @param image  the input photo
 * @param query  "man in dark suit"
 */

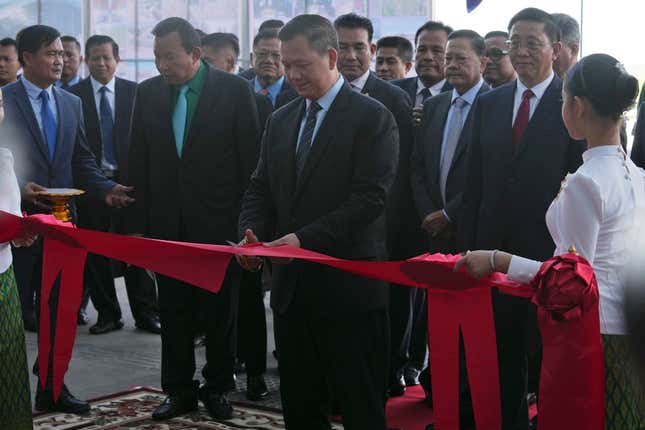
xmin=3 ymin=25 xmax=133 ymax=414
xmin=375 ymin=36 xmax=413 ymax=81
xmin=411 ymin=30 xmax=489 ymax=427
xmin=0 ymin=38 xmax=21 ymax=87
xmin=459 ymin=9 xmax=586 ymax=429
xmin=201 ymin=29 xmax=272 ymax=402
xmin=238 ymin=14 xmax=398 ymax=429
xmin=333 ymin=12 xmax=422 ymax=397
xmin=68 ymin=35 xmax=160 ymax=335
xmin=243 ymin=30 xmax=298 ymax=109
xmin=56 ymin=35 xmax=82 ymax=89
xmin=239 ymin=19 xmax=285 ymax=80
xmin=128 ymin=18 xmax=260 ymax=421
xmin=483 ymin=31 xmax=516 ymax=88
xmin=392 ymin=21 xmax=453 ymax=108
xmin=200 ymin=32 xmax=240 ymax=75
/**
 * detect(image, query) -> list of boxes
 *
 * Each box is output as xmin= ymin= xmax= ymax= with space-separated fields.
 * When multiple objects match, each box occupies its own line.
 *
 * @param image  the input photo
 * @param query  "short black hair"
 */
xmin=85 ymin=34 xmax=119 ymax=58
xmin=447 ymin=30 xmax=485 ymax=57
xmin=253 ymin=29 xmax=279 ymax=49
xmin=194 ymin=28 xmax=206 ymax=39
xmin=508 ymin=8 xmax=560 ymax=44
xmin=16 ymin=25 xmax=60 ymax=66
xmin=152 ymin=17 xmax=200 ymax=53
xmin=259 ymin=19 xmax=284 ymax=32
xmin=376 ymin=36 xmax=413 ymax=63
xmin=552 ymin=13 xmax=580 ymax=45
xmin=484 ymin=31 xmax=508 ymax=40
xmin=0 ymin=38 xmax=17 ymax=49
xmin=565 ymin=54 xmax=638 ymax=120
xmin=414 ymin=21 xmax=453 ymax=46
xmin=333 ymin=13 xmax=374 ymax=43
xmin=61 ymin=35 xmax=81 ymax=53
xmin=201 ymin=32 xmax=240 ymax=57
xmin=279 ymin=14 xmax=338 ymax=55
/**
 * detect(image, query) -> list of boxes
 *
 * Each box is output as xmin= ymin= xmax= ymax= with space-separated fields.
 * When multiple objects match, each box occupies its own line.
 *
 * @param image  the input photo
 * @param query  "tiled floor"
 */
xmin=25 ymin=277 xmax=283 ymax=409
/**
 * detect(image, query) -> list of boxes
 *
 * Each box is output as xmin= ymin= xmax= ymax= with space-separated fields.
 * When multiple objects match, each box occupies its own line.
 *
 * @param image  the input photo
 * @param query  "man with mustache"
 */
xmin=483 ymin=31 xmax=516 ymax=88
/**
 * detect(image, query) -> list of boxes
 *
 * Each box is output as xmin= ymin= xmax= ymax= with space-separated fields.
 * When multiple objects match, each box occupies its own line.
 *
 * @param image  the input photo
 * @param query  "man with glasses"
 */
xmin=244 ymin=30 xmax=297 ymax=109
xmin=483 ymin=31 xmax=516 ymax=87
xmin=459 ymin=8 xmax=585 ymax=429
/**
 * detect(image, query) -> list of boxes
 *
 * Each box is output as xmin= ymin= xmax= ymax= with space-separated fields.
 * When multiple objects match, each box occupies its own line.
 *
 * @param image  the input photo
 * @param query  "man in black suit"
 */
xmin=459 ymin=9 xmax=586 ymax=429
xmin=201 ymin=30 xmax=272 ymax=402
xmin=239 ymin=19 xmax=285 ymax=80
xmin=69 ymin=35 xmax=159 ymax=335
xmin=128 ymin=18 xmax=260 ymax=421
xmin=411 ymin=30 xmax=489 ymax=427
xmin=333 ymin=12 xmax=422 ymax=397
xmin=238 ymin=14 xmax=398 ymax=429
xmin=3 ymin=25 xmax=133 ymax=414
xmin=483 ymin=31 xmax=516 ymax=88
xmin=200 ymin=32 xmax=240 ymax=75
xmin=243 ymin=30 xmax=298 ymax=109
xmin=392 ymin=21 xmax=453 ymax=108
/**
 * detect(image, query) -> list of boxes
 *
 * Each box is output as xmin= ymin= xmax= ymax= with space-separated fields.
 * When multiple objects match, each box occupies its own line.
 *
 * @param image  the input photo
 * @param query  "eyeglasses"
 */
xmin=505 ymin=39 xmax=547 ymax=53
xmin=254 ymin=51 xmax=281 ymax=62
xmin=485 ymin=47 xmax=509 ymax=62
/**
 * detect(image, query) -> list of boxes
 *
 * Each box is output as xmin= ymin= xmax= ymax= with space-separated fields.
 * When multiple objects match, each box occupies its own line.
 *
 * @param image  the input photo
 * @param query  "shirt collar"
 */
xmin=451 ymin=78 xmax=484 ymax=106
xmin=582 ymin=144 xmax=625 ymax=163
xmin=21 ymin=75 xmax=54 ymax=101
xmin=254 ymin=75 xmax=285 ymax=99
xmin=417 ymin=77 xmax=447 ymax=95
xmin=516 ymin=71 xmax=554 ymax=100
xmin=350 ymin=70 xmax=371 ymax=91
xmin=56 ymin=75 xmax=80 ymax=87
xmin=90 ymin=75 xmax=116 ymax=94
xmin=306 ymin=75 xmax=345 ymax=112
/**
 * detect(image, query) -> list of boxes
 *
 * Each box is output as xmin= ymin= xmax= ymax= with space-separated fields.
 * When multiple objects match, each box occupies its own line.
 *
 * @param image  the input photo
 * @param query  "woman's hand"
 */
xmin=11 ymin=229 xmax=38 ymax=248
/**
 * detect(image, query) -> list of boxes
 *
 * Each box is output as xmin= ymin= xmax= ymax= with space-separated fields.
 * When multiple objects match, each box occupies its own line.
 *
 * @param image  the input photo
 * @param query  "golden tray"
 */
xmin=35 ymin=188 xmax=86 ymax=222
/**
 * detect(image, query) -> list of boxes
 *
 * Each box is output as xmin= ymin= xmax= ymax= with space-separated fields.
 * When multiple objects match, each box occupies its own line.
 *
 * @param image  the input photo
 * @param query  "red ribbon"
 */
xmin=0 ymin=211 xmax=604 ymax=430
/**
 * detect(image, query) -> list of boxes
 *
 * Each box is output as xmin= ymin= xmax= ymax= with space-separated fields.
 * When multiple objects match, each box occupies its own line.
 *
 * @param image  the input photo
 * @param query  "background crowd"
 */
xmin=0 ymin=5 xmax=644 ymax=430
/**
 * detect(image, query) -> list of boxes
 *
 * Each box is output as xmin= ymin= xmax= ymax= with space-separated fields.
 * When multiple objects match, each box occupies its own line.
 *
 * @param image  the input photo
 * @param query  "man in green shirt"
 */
xmin=128 ymin=17 xmax=261 ymax=422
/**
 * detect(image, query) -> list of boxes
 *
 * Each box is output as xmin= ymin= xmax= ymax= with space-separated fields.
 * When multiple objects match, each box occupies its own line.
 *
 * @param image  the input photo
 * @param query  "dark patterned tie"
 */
xmin=420 ymin=87 xmax=432 ymax=103
xmin=295 ymin=101 xmax=322 ymax=178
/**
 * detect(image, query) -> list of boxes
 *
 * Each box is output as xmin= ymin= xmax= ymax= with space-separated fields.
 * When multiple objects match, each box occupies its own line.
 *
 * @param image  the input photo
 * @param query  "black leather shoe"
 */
xmin=35 ymin=385 xmax=90 ymax=414
xmin=77 ymin=309 xmax=89 ymax=326
xmin=89 ymin=319 xmax=124 ymax=335
xmin=388 ymin=373 xmax=406 ymax=397
xmin=135 ymin=316 xmax=161 ymax=334
xmin=246 ymin=374 xmax=268 ymax=401
xmin=199 ymin=386 xmax=233 ymax=420
xmin=152 ymin=394 xmax=198 ymax=420
xmin=404 ymin=365 xmax=421 ymax=386
xmin=23 ymin=313 xmax=38 ymax=332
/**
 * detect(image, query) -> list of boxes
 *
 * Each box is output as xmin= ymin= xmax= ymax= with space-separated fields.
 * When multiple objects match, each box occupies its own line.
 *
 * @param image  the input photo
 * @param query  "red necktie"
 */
xmin=512 ymin=89 xmax=534 ymax=146
xmin=258 ymin=88 xmax=269 ymax=96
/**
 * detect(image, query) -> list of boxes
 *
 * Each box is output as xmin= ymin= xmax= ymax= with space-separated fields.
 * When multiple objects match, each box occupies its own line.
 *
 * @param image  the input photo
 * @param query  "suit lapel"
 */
xmin=283 ymin=99 xmax=306 ymax=200
xmin=451 ymin=83 xmax=490 ymax=165
xmin=114 ymin=78 xmax=131 ymax=162
xmin=294 ymin=83 xmax=351 ymax=200
xmin=183 ymin=69 xmax=221 ymax=156
xmin=515 ymin=77 xmax=562 ymax=158
xmin=428 ymin=95 xmax=452 ymax=183
xmin=14 ymin=81 xmax=50 ymax=163
xmin=52 ymin=86 xmax=67 ymax=166
xmin=361 ymin=72 xmax=377 ymax=95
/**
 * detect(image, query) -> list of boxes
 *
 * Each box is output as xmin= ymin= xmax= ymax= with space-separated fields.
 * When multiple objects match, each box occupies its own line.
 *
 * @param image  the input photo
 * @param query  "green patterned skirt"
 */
xmin=0 ymin=266 xmax=32 ymax=430
xmin=603 ymin=334 xmax=645 ymax=429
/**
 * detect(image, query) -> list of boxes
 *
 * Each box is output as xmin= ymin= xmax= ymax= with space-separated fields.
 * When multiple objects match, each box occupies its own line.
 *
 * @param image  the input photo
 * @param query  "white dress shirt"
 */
xmin=511 ymin=71 xmax=554 ymax=125
xmin=415 ymin=78 xmax=447 ymax=106
xmin=90 ymin=75 xmax=116 ymax=122
xmin=0 ymin=148 xmax=22 ymax=274
xmin=350 ymin=70 xmax=370 ymax=92
xmin=507 ymin=145 xmax=645 ymax=335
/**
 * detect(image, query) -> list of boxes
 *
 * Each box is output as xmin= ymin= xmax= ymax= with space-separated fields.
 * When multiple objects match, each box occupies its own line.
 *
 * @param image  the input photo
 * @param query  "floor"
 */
xmin=25 ymin=276 xmax=283 ymax=409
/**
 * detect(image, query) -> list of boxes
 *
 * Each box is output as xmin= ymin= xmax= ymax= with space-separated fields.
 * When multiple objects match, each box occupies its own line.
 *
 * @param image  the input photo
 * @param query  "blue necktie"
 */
xmin=172 ymin=85 xmax=189 ymax=157
xmin=99 ymin=86 xmax=117 ymax=165
xmin=39 ymin=90 xmax=57 ymax=160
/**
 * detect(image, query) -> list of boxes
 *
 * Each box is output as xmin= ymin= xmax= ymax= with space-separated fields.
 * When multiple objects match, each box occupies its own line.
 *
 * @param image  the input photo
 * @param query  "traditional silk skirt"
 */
xmin=0 ymin=266 xmax=32 ymax=430
xmin=602 ymin=334 xmax=645 ymax=429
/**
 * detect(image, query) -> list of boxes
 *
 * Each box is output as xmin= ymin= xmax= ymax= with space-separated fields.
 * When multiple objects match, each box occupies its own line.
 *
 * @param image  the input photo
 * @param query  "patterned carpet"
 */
xmin=32 ymin=387 xmax=344 ymax=429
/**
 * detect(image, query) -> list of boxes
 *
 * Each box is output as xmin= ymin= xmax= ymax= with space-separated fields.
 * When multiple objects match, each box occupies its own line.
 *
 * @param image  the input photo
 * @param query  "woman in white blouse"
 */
xmin=0 ymin=88 xmax=38 ymax=429
xmin=456 ymin=54 xmax=644 ymax=428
